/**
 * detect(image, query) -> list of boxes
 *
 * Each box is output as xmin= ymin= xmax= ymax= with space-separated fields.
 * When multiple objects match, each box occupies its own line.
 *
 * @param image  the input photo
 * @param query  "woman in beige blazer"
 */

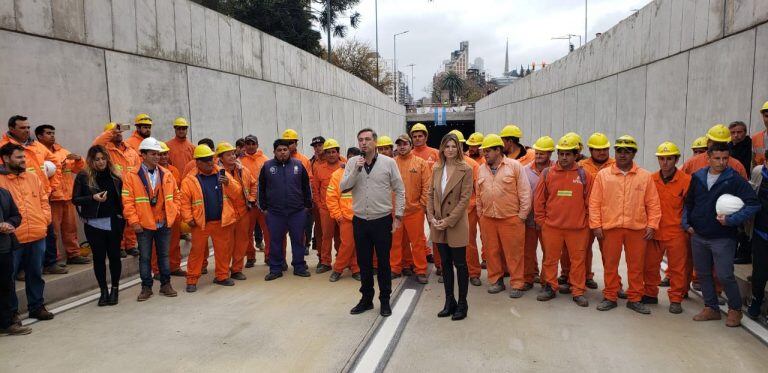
xmin=427 ymin=133 xmax=474 ymax=321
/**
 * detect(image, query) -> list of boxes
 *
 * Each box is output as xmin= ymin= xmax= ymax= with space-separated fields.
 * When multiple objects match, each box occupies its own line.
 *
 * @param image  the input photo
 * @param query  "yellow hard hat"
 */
xmin=587 ymin=132 xmax=610 ymax=149
xmin=448 ymin=130 xmax=466 ymax=143
xmin=282 ymin=129 xmax=299 ymax=140
xmin=323 ymin=138 xmax=340 ymax=150
xmin=532 ymin=136 xmax=555 ymax=152
xmin=377 ymin=136 xmax=394 ymax=147
xmin=565 ymin=132 xmax=583 ymax=145
xmin=761 ymin=101 xmax=768 ymax=112
xmin=614 ymin=135 xmax=639 ymax=150
xmin=655 ymin=141 xmax=681 ymax=156
xmin=215 ymin=142 xmax=236 ymax=156
xmin=173 ymin=117 xmax=189 ymax=127
xmin=193 ymin=145 xmax=215 ymax=159
xmin=691 ymin=136 xmax=708 ymax=149
xmin=706 ymin=124 xmax=731 ymax=143
xmin=556 ymin=135 xmax=580 ymax=151
xmin=466 ymin=132 xmax=484 ymax=146
xmin=134 ymin=113 xmax=153 ymax=126
xmin=479 ymin=134 xmax=504 ymax=149
xmin=410 ymin=123 xmax=428 ymax=135
xmin=159 ymin=141 xmax=170 ymax=153
xmin=499 ymin=124 xmax=523 ymax=139
xmin=104 ymin=122 xmax=117 ymax=131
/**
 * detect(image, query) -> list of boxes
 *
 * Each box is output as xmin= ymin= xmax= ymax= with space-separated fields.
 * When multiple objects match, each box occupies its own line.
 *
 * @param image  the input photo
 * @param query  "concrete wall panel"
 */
xmin=0 ymin=0 xmax=14 ymax=29
xmin=136 ymin=0 xmax=158 ymax=57
xmin=15 ymin=0 xmax=52 ymax=36
xmin=239 ymin=77 xmax=277 ymax=145
xmin=112 ymin=0 xmax=137 ymax=53
xmin=643 ymin=52 xmax=689 ymax=166
xmin=174 ymin=0 xmax=192 ymax=63
xmin=218 ymin=15 xmax=232 ymax=72
xmin=616 ymin=66 xmax=647 ymax=141
xmin=751 ymin=23 xmax=768 ymax=133
xmin=275 ymin=85 xmax=301 ymax=138
xmin=189 ymin=3 xmax=205 ymax=66
xmin=84 ymin=0 xmax=112 ymax=49
xmin=204 ymin=8 xmax=220 ymax=69
xmin=230 ymin=21 xmax=244 ymax=75
xmin=680 ymin=0 xmax=696 ymax=51
xmin=52 ymin=0 xmax=85 ymax=42
xmin=594 ymin=75 xmax=618 ymax=141
xmin=576 ymin=82 xmax=596 ymax=137
xmin=156 ymin=0 xmax=176 ymax=60
xmin=187 ymin=66 xmax=241 ymax=141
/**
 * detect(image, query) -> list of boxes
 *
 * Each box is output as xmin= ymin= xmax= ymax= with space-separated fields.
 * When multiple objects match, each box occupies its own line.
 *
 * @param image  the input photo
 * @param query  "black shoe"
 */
xmin=230 ymin=272 xmax=247 ymax=280
xmin=107 ymin=287 xmax=119 ymax=305
xmin=329 ymin=271 xmax=342 ymax=282
xmin=402 ymin=268 xmax=414 ymax=276
xmin=521 ymin=282 xmax=533 ymax=291
xmin=67 ymin=256 xmax=92 ymax=265
xmin=282 ymin=262 xmax=289 ymax=272
xmin=747 ymin=297 xmax=763 ymax=319
xmin=480 ymin=260 xmax=487 ymax=269
xmin=214 ymin=278 xmax=235 ymax=286
xmin=573 ymin=295 xmax=589 ymax=307
xmin=557 ymin=275 xmax=568 ymax=285
xmin=537 ymin=285 xmax=556 ymax=301
xmin=120 ymin=250 xmax=127 ymax=258
xmin=627 ymin=301 xmax=651 ymax=314
xmin=186 ymin=284 xmax=197 ymax=292
xmin=264 ymin=272 xmax=283 ymax=281
xmin=125 ymin=248 xmax=139 ymax=257
xmin=438 ymin=298 xmax=457 ymax=318
xmin=618 ymin=289 xmax=628 ymax=299
xmin=98 ymin=288 xmax=109 ymax=307
xmin=734 ymin=256 xmax=752 ymax=264
xmin=596 ymin=299 xmax=618 ymax=311
xmin=352 ymin=272 xmax=361 ymax=281
xmin=641 ymin=295 xmax=658 ymax=304
xmin=392 ymin=272 xmax=402 ymax=279
xmin=170 ymin=269 xmax=187 ymax=276
xmin=350 ymin=301 xmax=374 ymax=315
xmin=153 ymin=274 xmax=161 ymax=281
xmin=427 ymin=254 xmax=434 ymax=263
xmin=316 ymin=264 xmax=332 ymax=274
xmin=304 ymin=247 xmax=309 ymax=256
xmin=380 ymin=301 xmax=392 ymax=317
xmin=201 ymin=268 xmax=208 ymax=275
xmin=659 ymin=277 xmax=670 ymax=287
xmin=451 ymin=302 xmax=468 ymax=321
xmin=245 ymin=259 xmax=256 ymax=268
xmin=558 ymin=284 xmax=572 ymax=294
xmin=293 ymin=269 xmax=311 ymax=277
xmin=585 ymin=279 xmax=598 ymax=289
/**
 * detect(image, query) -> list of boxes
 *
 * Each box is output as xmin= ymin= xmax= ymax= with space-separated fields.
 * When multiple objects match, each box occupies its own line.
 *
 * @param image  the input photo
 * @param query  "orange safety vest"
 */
xmin=0 ymin=171 xmax=50 ymax=243
xmin=179 ymin=166 xmax=238 ymax=229
xmin=122 ymin=165 xmax=180 ymax=230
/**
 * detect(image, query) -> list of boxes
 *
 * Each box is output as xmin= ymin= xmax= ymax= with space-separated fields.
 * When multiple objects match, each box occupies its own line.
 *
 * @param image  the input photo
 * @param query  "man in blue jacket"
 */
xmin=683 ymin=142 xmax=759 ymax=327
xmin=259 ymin=139 xmax=313 ymax=281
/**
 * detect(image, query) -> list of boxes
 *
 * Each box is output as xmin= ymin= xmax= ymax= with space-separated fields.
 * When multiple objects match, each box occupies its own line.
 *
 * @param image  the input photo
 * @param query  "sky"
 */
xmin=318 ymin=0 xmax=652 ymax=99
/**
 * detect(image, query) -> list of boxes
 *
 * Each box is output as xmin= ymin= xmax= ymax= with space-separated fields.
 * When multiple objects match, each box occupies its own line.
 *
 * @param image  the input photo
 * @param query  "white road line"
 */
xmin=352 ymin=289 xmax=417 ymax=373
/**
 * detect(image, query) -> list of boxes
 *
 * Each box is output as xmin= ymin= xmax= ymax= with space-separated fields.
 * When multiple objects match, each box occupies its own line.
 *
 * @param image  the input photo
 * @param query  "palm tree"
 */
xmin=440 ymin=71 xmax=465 ymax=104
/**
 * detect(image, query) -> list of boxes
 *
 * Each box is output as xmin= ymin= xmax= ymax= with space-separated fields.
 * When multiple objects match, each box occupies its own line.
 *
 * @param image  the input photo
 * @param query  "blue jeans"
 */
xmin=137 ymin=226 xmax=171 ymax=288
xmin=11 ymin=239 xmax=46 ymax=313
xmin=266 ymin=210 xmax=307 ymax=274
xmin=691 ymin=233 xmax=742 ymax=310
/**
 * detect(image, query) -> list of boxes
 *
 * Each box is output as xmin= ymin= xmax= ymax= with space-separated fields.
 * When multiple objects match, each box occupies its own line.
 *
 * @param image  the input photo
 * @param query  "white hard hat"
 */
xmin=715 ymin=194 xmax=744 ymax=216
xmin=138 ymin=137 xmax=163 ymax=152
xmin=43 ymin=161 xmax=56 ymax=178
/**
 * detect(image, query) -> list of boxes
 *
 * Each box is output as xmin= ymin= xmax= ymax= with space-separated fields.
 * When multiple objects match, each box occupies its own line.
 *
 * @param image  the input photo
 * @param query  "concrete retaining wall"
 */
xmin=476 ymin=0 xmax=768 ymax=167
xmin=0 ymin=0 xmax=405 ymax=157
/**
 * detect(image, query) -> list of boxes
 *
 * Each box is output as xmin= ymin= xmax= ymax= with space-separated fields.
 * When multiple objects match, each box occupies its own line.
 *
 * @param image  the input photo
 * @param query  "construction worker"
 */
xmin=0 ymin=143 xmax=54 ymax=321
xmin=34 ymin=125 xmax=89 ymax=265
xmin=125 ymin=114 xmax=153 ymax=151
xmin=376 ymin=136 xmax=395 ymax=158
xmin=152 ymin=142 xmax=185 ymax=277
xmin=535 ymin=135 xmax=593 ymax=307
xmin=391 ymin=134 xmax=431 ymax=283
xmin=309 ymin=136 xmax=326 ymax=256
xmin=476 ymin=134 xmax=532 ymax=298
xmin=165 ymin=117 xmax=195 ymax=169
xmin=691 ymin=136 xmax=708 ymax=156
xmin=565 ymin=132 xmax=585 ymax=162
xmin=235 ymin=138 xmax=246 ymax=158
xmin=93 ymin=122 xmax=141 ymax=257
xmin=410 ymin=123 xmax=439 ymax=168
xmin=499 ymin=124 xmax=534 ymax=166
xmin=327 ymin=147 xmax=362 ymax=282
xmin=313 ymin=139 xmax=344 ymax=273
xmin=466 ymin=132 xmax=485 ymax=165
xmin=644 ymin=142 xmax=691 ymax=314
xmin=122 ymin=137 xmax=179 ymax=301
xmin=240 ymin=135 xmax=270 ymax=267
xmin=182 ymin=138 xmax=216 ymax=177
xmin=259 ymin=139 xmax=313 ymax=281
xmin=449 ymin=130 xmax=482 ymax=286
xmin=729 ymin=121 xmax=754 ymax=265
xmin=0 ymin=184 xmax=25 ymax=335
xmin=589 ymin=135 xmax=661 ymax=314
xmin=682 ymin=124 xmax=747 ymax=178
xmin=180 ymin=145 xmax=238 ymax=292
xmin=523 ymin=136 xmax=555 ymax=290
xmin=750 ymin=101 xmax=768 ymax=166
xmin=216 ymin=142 xmax=257 ymax=281
xmin=282 ymin=129 xmax=315 ymax=254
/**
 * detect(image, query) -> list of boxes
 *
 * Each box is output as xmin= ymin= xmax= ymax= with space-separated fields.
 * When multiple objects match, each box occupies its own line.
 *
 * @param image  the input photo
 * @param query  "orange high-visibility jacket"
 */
xmin=326 ymin=168 xmax=353 ymax=221
xmin=125 ymin=131 xmax=144 ymax=151
xmin=92 ymin=131 xmax=141 ymax=176
xmin=476 ymin=157 xmax=532 ymax=220
xmin=165 ymin=137 xmax=195 ymax=169
xmin=509 ymin=147 xmax=535 ymax=166
xmin=579 ymin=157 xmax=615 ymax=177
xmin=312 ymin=160 xmax=342 ymax=209
xmin=224 ymin=164 xmax=258 ymax=218
xmin=395 ymin=152 xmax=431 ymax=215
xmin=241 ymin=150 xmax=269 ymax=182
xmin=48 ymin=143 xmax=84 ymax=201
xmin=463 ymin=155 xmax=479 ymax=209
xmin=0 ymin=170 xmax=51 ymax=243
xmin=467 ymin=152 xmax=485 ymax=165
xmin=681 ymin=152 xmax=747 ymax=179
xmin=165 ymin=164 xmax=181 ymax=184
xmin=122 ymin=165 xmax=180 ymax=231
xmin=652 ymin=169 xmax=691 ymax=240
xmin=589 ymin=163 xmax=662 ymax=231
xmin=293 ymin=152 xmax=313 ymax=178
xmin=412 ymin=145 xmax=440 ymax=170
xmin=534 ymin=163 xmax=593 ymax=229
xmin=0 ymin=133 xmax=57 ymax=193
xmin=179 ymin=166 xmax=238 ymax=229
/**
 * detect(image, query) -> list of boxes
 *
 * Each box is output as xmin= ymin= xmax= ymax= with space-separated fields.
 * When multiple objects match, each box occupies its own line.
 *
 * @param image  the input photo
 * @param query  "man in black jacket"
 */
xmin=729 ymin=121 xmax=754 ymax=264
xmin=0 ymin=187 xmax=27 ymax=335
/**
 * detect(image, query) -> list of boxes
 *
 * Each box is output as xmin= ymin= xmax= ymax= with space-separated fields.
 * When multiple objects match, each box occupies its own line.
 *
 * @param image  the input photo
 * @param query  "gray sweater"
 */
xmin=340 ymin=154 xmax=405 ymax=220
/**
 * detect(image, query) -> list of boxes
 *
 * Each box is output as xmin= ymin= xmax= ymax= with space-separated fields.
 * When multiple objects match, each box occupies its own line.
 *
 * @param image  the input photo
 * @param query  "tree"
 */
xmin=321 ymin=39 xmax=392 ymax=94
xmin=312 ymin=0 xmax=361 ymax=39
xmin=439 ymin=71 xmax=465 ymax=104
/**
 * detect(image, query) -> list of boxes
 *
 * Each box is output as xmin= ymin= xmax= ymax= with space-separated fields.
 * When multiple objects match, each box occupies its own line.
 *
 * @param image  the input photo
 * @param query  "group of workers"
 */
xmin=2 ymin=99 xmax=768 ymax=336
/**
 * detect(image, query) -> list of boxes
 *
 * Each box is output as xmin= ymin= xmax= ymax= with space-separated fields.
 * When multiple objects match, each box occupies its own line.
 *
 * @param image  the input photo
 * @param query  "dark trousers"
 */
xmin=44 ymin=223 xmax=57 ymax=267
xmin=437 ymin=243 xmax=469 ymax=304
xmin=267 ymin=210 xmax=308 ymax=273
xmin=353 ymin=215 xmax=393 ymax=302
xmin=11 ymin=239 xmax=46 ymax=313
xmin=84 ymin=222 xmax=123 ymax=289
xmin=304 ymin=209 xmax=314 ymax=246
xmin=751 ymin=233 xmax=768 ymax=301
xmin=253 ymin=221 xmax=263 ymax=242
xmin=137 ymin=226 xmax=171 ymax=288
xmin=0 ymin=252 xmax=14 ymax=328
xmin=691 ymin=234 xmax=742 ymax=310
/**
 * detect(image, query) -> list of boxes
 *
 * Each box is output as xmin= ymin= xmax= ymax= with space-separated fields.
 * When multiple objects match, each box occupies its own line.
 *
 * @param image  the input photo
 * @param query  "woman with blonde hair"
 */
xmin=427 ymin=133 xmax=474 ymax=320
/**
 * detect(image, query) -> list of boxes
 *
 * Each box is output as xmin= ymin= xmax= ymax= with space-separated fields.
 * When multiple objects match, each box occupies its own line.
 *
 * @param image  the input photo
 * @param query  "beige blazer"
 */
xmin=427 ymin=162 xmax=473 ymax=248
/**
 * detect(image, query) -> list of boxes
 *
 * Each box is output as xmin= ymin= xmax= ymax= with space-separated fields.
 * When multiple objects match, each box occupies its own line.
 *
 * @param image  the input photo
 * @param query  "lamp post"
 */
xmin=375 ymin=0 xmax=379 ymax=84
xmin=584 ymin=0 xmax=588 ymax=46
xmin=326 ymin=0 xmax=331 ymax=62
xmin=406 ymin=63 xmax=415 ymax=105
xmin=393 ymin=30 xmax=409 ymax=103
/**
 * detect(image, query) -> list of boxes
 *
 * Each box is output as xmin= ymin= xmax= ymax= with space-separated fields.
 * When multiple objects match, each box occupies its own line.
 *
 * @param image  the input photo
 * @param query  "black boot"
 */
xmin=97 ymin=287 xmax=109 ymax=307
xmin=438 ymin=297 xmax=457 ymax=318
xmin=453 ymin=263 xmax=469 ymax=320
xmin=107 ymin=286 xmax=119 ymax=306
xmin=452 ymin=300 xmax=468 ymax=321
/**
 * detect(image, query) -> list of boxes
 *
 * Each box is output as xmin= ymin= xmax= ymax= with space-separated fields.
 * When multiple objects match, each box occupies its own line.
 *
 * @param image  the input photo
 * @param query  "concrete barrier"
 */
xmin=476 ymin=0 xmax=768 ymax=166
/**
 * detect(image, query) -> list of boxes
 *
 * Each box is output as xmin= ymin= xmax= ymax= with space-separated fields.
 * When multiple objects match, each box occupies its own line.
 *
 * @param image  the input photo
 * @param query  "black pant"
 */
xmin=752 ymin=233 xmax=768 ymax=301
xmin=304 ymin=209 xmax=314 ymax=246
xmin=0 ymin=251 xmax=13 ymax=328
xmin=353 ymin=215 xmax=393 ymax=302
xmin=84 ymin=220 xmax=124 ymax=289
xmin=437 ymin=243 xmax=469 ymax=304
xmin=253 ymin=221 xmax=263 ymax=242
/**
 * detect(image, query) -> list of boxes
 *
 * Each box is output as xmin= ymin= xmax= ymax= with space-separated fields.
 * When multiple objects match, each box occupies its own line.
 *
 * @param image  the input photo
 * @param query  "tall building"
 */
xmin=445 ymin=41 xmax=469 ymax=79
xmin=471 ymin=57 xmax=485 ymax=73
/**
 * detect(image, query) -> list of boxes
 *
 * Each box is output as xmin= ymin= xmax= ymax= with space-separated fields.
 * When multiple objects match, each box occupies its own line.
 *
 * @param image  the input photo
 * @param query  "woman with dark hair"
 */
xmin=72 ymin=145 xmax=124 ymax=306
xmin=427 ymin=133 xmax=473 ymax=320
